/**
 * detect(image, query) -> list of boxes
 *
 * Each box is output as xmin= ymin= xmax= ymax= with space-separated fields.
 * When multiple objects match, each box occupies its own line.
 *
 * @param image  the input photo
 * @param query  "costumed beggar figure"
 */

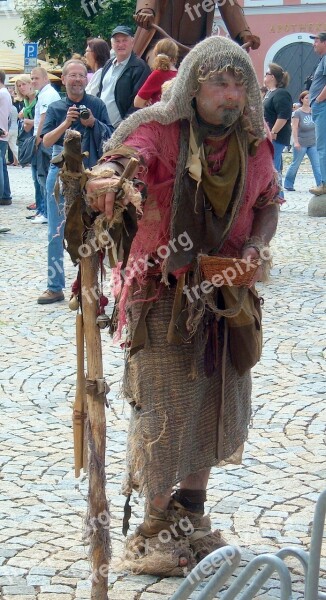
xmin=86 ymin=36 xmax=280 ymax=577
xmin=133 ymin=0 xmax=260 ymax=64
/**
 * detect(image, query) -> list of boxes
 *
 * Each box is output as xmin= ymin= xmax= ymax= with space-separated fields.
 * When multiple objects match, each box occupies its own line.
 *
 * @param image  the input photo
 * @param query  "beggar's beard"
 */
xmin=220 ymin=108 xmax=243 ymax=127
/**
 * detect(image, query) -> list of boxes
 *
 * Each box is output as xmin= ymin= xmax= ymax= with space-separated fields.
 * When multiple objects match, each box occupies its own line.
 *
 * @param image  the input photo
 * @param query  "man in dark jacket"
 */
xmin=98 ymin=25 xmax=151 ymax=128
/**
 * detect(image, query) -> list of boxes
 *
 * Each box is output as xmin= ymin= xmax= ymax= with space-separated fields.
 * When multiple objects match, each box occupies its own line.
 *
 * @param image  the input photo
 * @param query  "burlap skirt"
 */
xmin=122 ymin=284 xmax=252 ymax=501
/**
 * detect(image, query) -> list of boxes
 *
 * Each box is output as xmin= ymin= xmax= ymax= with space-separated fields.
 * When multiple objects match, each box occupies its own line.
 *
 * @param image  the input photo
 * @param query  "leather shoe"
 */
xmin=0 ymin=199 xmax=12 ymax=206
xmin=284 ymin=187 xmax=295 ymax=191
xmin=37 ymin=289 xmax=64 ymax=304
xmin=309 ymin=184 xmax=326 ymax=196
xmin=31 ymin=214 xmax=48 ymax=224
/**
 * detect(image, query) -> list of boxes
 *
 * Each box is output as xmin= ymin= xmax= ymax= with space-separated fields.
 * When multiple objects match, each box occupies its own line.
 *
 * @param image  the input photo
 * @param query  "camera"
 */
xmin=78 ymin=105 xmax=90 ymax=119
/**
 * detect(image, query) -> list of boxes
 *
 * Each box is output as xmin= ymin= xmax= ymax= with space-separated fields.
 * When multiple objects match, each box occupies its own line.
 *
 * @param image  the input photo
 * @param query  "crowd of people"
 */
xmin=1 ymin=29 xmax=324 ymax=229
xmin=0 ymin=29 xmax=325 ymax=224
xmin=0 ymin=12 xmax=326 ymax=578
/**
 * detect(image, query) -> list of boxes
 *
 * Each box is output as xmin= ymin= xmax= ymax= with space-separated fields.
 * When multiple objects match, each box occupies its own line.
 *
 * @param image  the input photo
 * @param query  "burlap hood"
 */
xmin=104 ymin=35 xmax=265 ymax=151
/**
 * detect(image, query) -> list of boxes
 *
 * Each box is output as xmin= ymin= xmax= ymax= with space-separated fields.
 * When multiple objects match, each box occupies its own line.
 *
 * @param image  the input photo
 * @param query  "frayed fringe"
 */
xmin=120 ymin=533 xmax=196 ymax=577
xmin=189 ymin=529 xmax=227 ymax=562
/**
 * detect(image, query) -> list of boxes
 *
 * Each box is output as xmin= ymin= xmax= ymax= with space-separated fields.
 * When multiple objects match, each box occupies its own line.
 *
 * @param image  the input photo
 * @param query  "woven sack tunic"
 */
xmin=111 ymin=121 xmax=278 ymax=501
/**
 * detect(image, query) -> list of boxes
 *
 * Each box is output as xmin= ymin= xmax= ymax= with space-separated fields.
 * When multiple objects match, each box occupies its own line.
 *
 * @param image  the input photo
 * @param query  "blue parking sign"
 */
xmin=24 ymin=43 xmax=38 ymax=72
xmin=24 ymin=43 xmax=38 ymax=59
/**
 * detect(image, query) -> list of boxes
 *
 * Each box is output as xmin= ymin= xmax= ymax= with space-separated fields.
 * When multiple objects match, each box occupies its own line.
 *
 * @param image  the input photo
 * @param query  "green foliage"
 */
xmin=19 ymin=0 xmax=136 ymax=62
xmin=0 ymin=39 xmax=16 ymax=49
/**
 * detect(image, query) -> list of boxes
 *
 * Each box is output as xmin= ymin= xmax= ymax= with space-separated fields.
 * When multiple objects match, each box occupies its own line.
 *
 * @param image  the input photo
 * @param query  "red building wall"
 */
xmin=214 ymin=2 xmax=326 ymax=92
xmin=244 ymin=11 xmax=326 ymax=82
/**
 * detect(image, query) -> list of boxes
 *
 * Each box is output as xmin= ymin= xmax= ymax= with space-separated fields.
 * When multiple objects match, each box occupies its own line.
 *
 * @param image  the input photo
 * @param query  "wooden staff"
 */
xmin=73 ymin=313 xmax=87 ymax=478
xmin=59 ymin=130 xmax=110 ymax=599
xmin=151 ymin=23 xmax=191 ymax=53
xmin=82 ymin=154 xmax=140 ymax=599
xmin=82 ymin=252 xmax=110 ymax=600
xmin=60 ymin=130 xmax=140 ymax=599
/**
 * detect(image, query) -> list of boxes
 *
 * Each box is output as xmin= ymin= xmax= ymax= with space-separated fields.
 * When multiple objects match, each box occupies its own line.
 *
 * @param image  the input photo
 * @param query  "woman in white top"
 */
xmin=85 ymin=38 xmax=111 ymax=96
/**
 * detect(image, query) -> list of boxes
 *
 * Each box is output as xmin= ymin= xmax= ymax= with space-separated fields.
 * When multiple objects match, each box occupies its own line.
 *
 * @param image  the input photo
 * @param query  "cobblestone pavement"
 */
xmin=0 ymin=160 xmax=325 ymax=600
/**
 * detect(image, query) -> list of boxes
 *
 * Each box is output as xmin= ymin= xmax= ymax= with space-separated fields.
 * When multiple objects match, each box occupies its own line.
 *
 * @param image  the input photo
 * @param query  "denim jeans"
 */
xmin=34 ymin=143 xmax=50 ymax=217
xmin=284 ymin=145 xmax=322 ymax=189
xmin=0 ymin=142 xmax=12 ymax=200
xmin=312 ymin=100 xmax=326 ymax=183
xmin=272 ymin=140 xmax=285 ymax=198
xmin=31 ymin=162 xmax=44 ymax=213
xmin=46 ymin=161 xmax=65 ymax=292
xmin=38 ymin=176 xmax=48 ymax=218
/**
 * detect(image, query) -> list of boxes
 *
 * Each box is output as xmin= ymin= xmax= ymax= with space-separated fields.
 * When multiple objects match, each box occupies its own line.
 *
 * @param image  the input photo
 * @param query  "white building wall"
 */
xmin=0 ymin=0 xmax=25 ymax=54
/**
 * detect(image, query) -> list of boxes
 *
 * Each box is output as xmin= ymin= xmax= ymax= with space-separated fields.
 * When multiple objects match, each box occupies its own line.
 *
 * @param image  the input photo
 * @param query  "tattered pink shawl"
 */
xmin=110 ymin=120 xmax=279 ymax=336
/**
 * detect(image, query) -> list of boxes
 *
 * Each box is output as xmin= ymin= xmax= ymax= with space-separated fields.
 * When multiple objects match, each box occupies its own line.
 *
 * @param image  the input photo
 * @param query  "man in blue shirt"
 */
xmin=37 ymin=59 xmax=112 ymax=304
xmin=309 ymin=32 xmax=326 ymax=196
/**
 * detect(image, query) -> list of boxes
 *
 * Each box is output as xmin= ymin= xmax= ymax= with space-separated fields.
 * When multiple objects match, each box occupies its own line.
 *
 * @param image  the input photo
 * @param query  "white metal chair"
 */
xmin=171 ymin=488 xmax=326 ymax=600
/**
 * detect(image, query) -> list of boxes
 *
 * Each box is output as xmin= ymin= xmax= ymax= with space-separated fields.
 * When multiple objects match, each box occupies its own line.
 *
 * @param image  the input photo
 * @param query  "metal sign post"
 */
xmin=24 ymin=43 xmax=38 ymax=73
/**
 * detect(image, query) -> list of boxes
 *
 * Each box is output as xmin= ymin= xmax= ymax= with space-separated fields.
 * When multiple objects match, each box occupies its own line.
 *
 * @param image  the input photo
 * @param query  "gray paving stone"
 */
xmin=40 ymin=585 xmax=75 ymax=593
xmin=1 ymin=161 xmax=325 ymax=600
xmin=0 ymin=549 xmax=18 ymax=559
xmin=0 ymin=578 xmax=26 ymax=586
xmin=2 ymin=587 xmax=36 ymax=595
xmin=0 ymin=568 xmax=27 ymax=577
xmin=28 ymin=567 xmax=57 ymax=576
xmin=26 ymin=575 xmax=51 ymax=586
xmin=37 ymin=595 xmax=73 ymax=600
xmin=2 ymin=596 xmax=36 ymax=600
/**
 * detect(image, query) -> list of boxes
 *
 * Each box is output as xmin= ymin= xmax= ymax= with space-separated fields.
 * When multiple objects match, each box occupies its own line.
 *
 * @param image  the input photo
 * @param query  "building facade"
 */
xmin=215 ymin=0 xmax=325 ymax=102
xmin=0 ymin=0 xmax=325 ymax=99
xmin=0 ymin=0 xmax=30 ymax=75
xmin=0 ymin=0 xmax=59 ymax=76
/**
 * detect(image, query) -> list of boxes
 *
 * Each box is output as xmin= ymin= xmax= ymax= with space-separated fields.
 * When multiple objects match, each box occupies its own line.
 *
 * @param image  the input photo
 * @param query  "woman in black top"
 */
xmin=263 ymin=63 xmax=292 ymax=197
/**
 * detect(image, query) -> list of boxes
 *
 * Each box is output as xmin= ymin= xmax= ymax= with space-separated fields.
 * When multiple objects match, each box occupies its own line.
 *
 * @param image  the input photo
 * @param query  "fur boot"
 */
xmin=172 ymin=497 xmax=227 ymax=562
xmin=121 ymin=504 xmax=196 ymax=577
xmin=122 ymin=532 xmax=196 ymax=577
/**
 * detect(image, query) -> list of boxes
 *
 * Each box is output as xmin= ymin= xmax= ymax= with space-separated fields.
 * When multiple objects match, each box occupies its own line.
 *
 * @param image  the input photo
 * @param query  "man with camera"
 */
xmin=37 ymin=59 xmax=112 ymax=305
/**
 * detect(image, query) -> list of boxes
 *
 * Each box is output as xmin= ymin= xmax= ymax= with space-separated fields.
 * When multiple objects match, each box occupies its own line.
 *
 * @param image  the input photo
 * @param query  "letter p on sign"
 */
xmin=24 ymin=43 xmax=38 ymax=59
